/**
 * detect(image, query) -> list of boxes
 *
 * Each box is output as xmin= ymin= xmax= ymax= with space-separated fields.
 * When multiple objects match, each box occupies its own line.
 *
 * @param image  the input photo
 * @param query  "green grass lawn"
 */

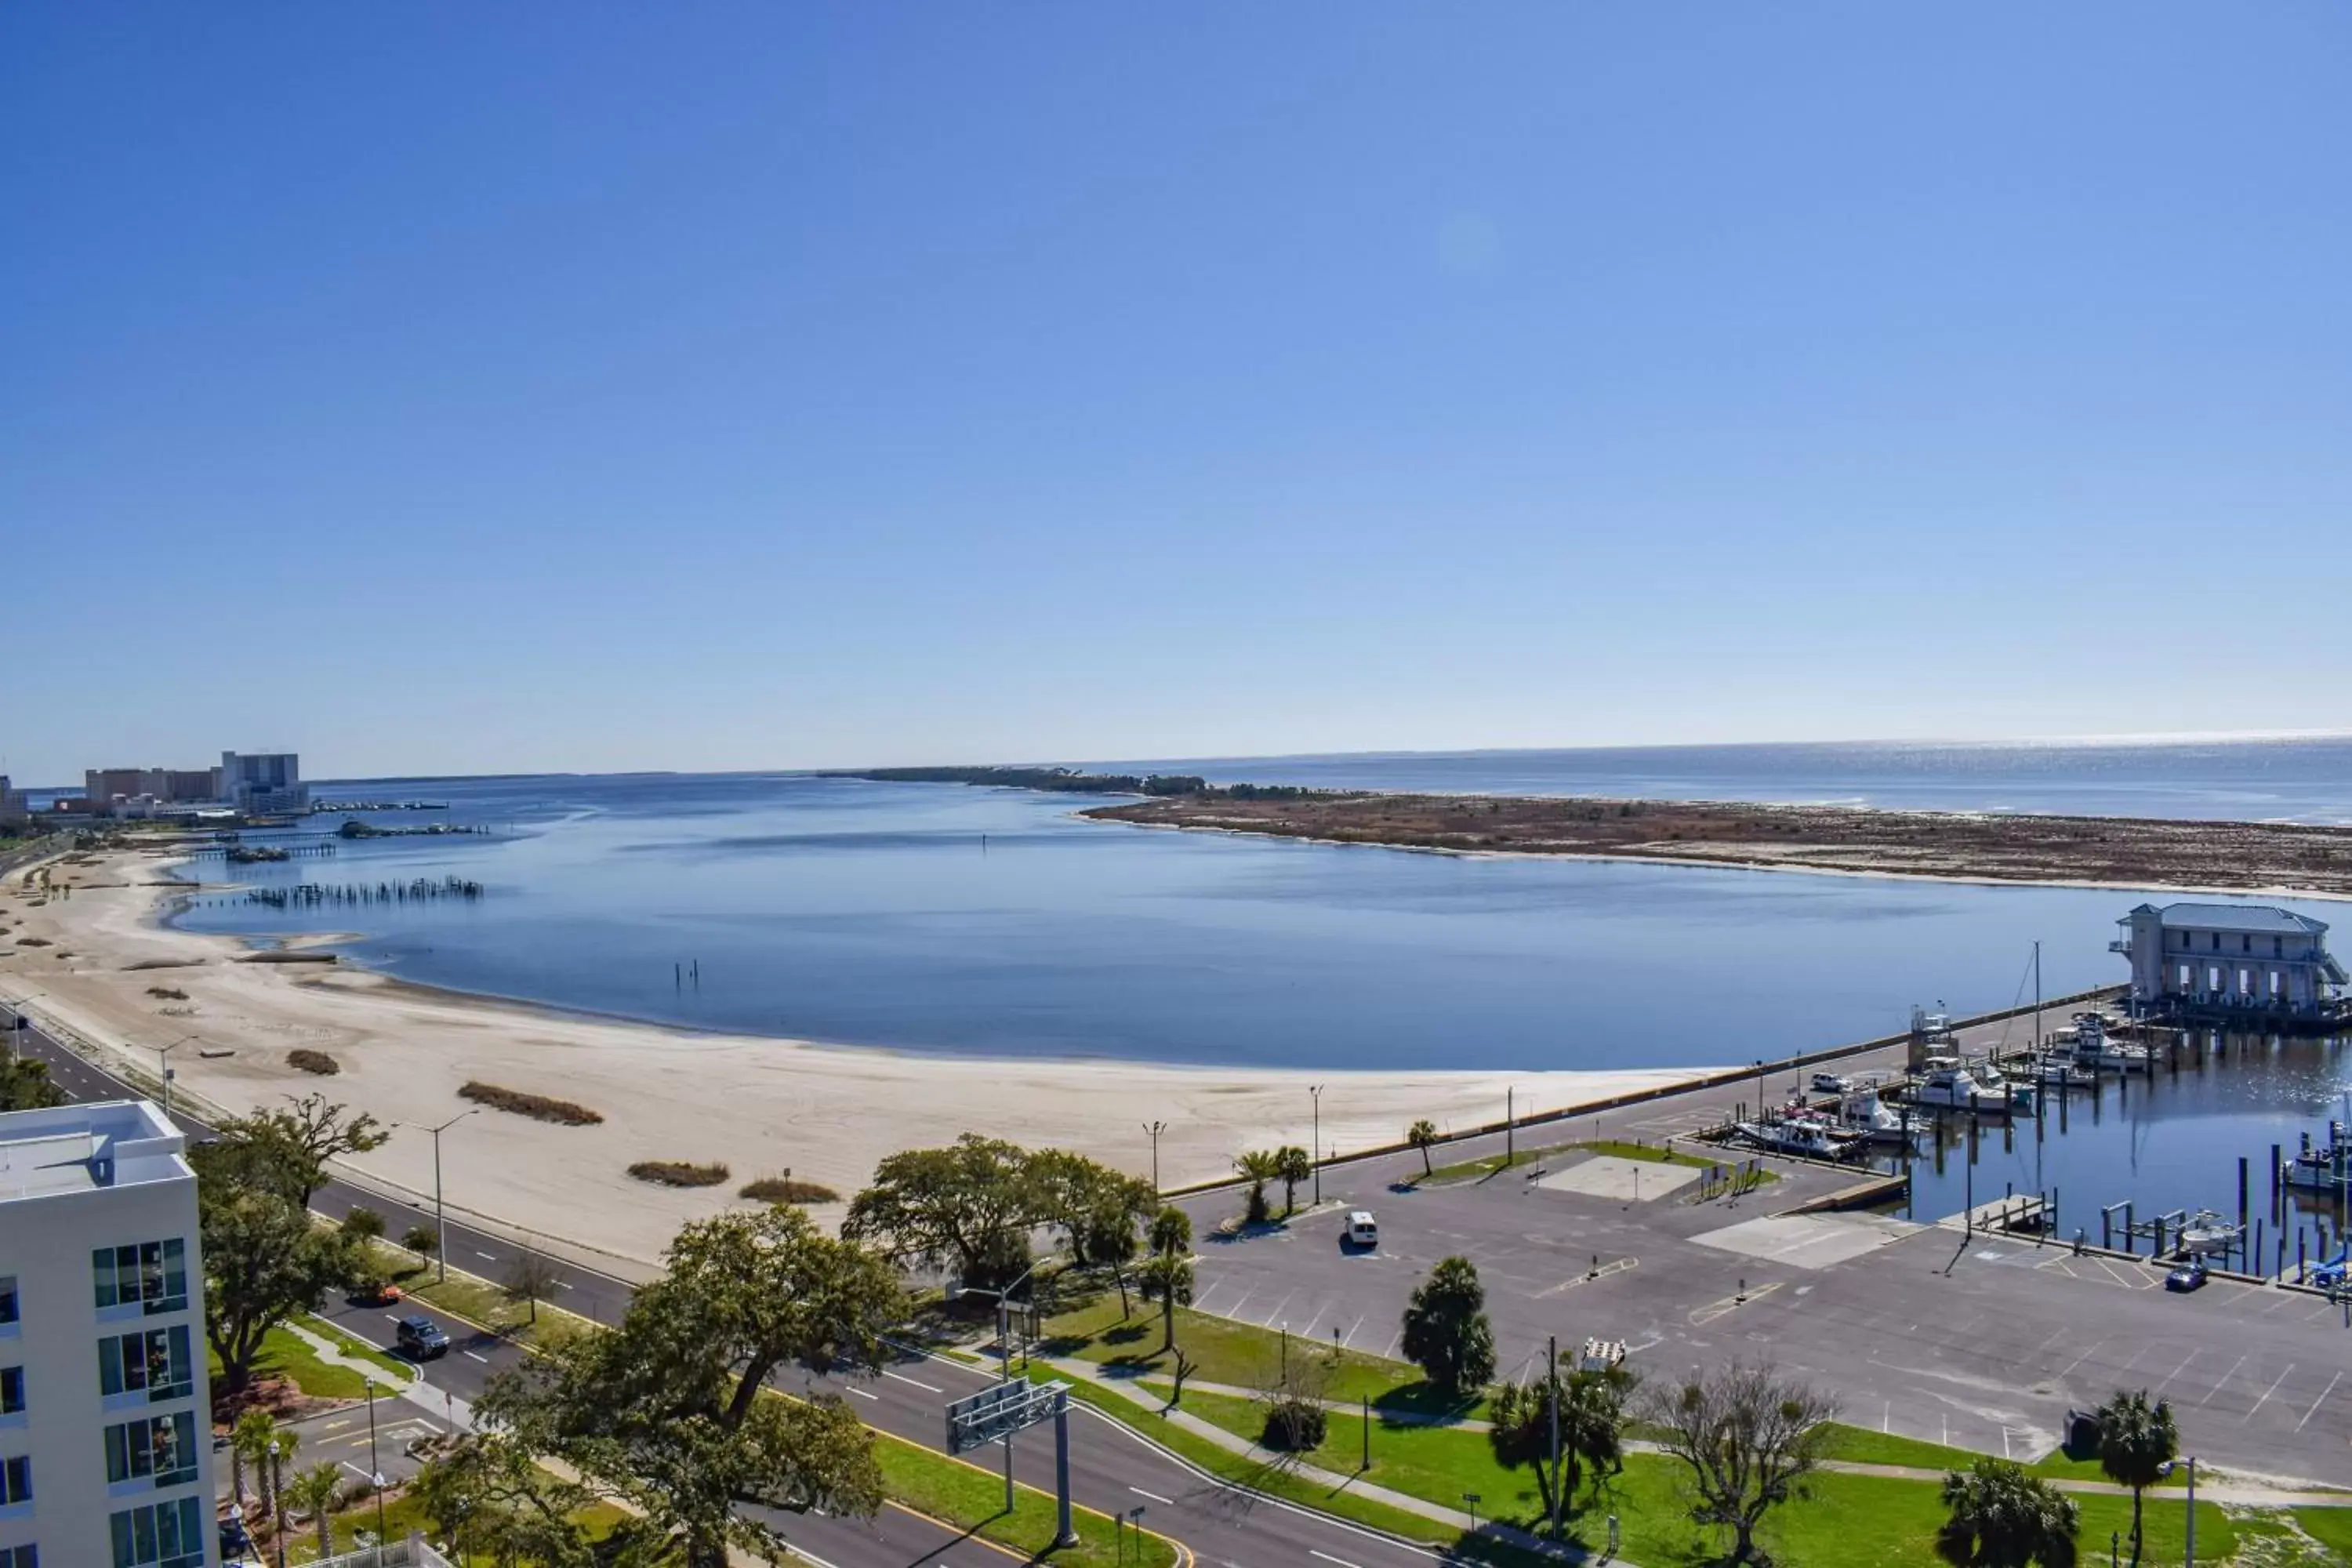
xmin=209 ymin=1319 xmax=411 ymax=1401
xmin=1421 ymin=1138 xmax=1768 ymax=1189
xmin=1039 ymin=1290 xmax=1484 ymax=1419
xmin=1166 ymin=1385 xmax=2260 ymax=1566
xmin=872 ymin=1429 xmax=1178 ymax=1568
xmin=282 ymin=1491 xmax=633 ymax=1563
xmin=352 ymin=1238 xmax=596 ymax=1352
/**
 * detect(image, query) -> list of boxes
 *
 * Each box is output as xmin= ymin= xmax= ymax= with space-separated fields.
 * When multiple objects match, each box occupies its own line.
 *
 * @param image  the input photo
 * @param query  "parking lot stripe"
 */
xmin=464 ymin=1351 xmax=489 ymax=1364
xmin=2296 ymin=1370 xmax=2342 ymax=1432
xmin=1260 ymin=1290 xmax=1296 ymax=1328
xmin=2200 ymin=1352 xmax=2248 ymax=1406
xmin=2242 ymin=1364 xmax=2293 ymax=1424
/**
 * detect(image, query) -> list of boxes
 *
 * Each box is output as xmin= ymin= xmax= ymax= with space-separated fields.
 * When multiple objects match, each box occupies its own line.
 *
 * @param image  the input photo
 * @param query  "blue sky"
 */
xmin=4 ymin=5 xmax=2347 ymax=783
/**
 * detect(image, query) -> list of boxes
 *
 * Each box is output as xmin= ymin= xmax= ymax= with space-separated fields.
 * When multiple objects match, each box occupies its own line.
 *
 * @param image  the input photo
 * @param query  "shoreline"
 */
xmin=1082 ymin=793 xmax=2352 ymax=902
xmin=2 ymin=845 xmax=1721 ymax=1265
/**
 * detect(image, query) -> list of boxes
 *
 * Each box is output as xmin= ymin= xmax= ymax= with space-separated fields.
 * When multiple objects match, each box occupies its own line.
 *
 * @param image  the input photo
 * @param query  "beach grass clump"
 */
xmin=125 ymin=957 xmax=204 ymax=971
xmin=459 ymin=1080 xmax=604 ymax=1126
xmin=629 ymin=1160 xmax=731 ymax=1188
xmin=288 ymin=1048 xmax=341 ymax=1076
xmin=16 ymin=935 xmax=49 ymax=946
xmin=739 ymin=1174 xmax=841 ymax=1205
xmin=146 ymin=985 xmax=189 ymax=1000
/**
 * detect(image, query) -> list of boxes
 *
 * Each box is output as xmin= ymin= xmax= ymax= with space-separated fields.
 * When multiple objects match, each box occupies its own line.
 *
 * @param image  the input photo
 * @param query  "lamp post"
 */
xmin=418 ymin=1109 xmax=480 ymax=1283
xmin=2183 ymin=1455 xmax=2197 ymax=1566
xmin=3 ymin=993 xmax=45 ymax=1061
xmin=1309 ymin=1083 xmax=1324 ymax=1207
xmin=154 ymin=1034 xmax=198 ymax=1123
xmin=1142 ymin=1120 xmax=1167 ymax=1195
xmin=959 ymin=1258 xmax=1046 ymax=1513
xmin=366 ymin=1377 xmax=387 ymax=1544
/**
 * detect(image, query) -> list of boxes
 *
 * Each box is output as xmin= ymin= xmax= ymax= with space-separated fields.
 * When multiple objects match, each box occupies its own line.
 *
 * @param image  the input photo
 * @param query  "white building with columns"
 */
xmin=2113 ymin=902 xmax=2347 ymax=1019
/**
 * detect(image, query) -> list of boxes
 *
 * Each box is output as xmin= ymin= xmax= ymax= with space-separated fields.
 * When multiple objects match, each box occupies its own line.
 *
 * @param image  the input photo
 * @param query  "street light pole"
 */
xmin=2183 ymin=1455 xmax=2197 ymax=1566
xmin=3 ymin=993 xmax=45 ymax=1062
xmin=1310 ymin=1084 xmax=1324 ymax=1207
xmin=1142 ymin=1120 xmax=1166 ymax=1195
xmin=367 ymin=1377 xmax=387 ymax=1544
xmin=154 ymin=1034 xmax=198 ymax=1123
xmin=419 ymin=1109 xmax=480 ymax=1283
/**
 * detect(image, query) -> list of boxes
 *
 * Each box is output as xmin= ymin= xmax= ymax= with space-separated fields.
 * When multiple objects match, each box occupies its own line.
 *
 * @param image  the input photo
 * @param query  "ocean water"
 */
xmin=1094 ymin=735 xmax=2352 ymax=822
xmin=163 ymin=746 xmax=2347 ymax=1083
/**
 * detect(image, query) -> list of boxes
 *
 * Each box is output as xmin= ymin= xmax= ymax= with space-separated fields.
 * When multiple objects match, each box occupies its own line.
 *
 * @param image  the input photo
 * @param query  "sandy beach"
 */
xmin=0 ymin=846 xmax=1714 ymax=1269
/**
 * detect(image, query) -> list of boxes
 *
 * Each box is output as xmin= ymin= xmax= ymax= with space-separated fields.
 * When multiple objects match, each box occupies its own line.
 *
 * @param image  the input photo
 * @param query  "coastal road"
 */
xmin=9 ymin=1005 xmax=1456 ymax=1568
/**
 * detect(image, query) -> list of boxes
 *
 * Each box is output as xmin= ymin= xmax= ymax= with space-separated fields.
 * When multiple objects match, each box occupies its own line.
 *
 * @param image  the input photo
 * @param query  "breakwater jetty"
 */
xmin=243 ymin=875 xmax=486 ymax=910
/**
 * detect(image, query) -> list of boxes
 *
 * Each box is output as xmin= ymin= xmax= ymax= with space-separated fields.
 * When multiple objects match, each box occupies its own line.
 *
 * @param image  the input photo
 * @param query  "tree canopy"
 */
xmin=479 ymin=1203 xmax=902 ymax=1568
xmin=1940 ymin=1457 xmax=2080 ymax=1568
xmin=0 ymin=1054 xmax=66 ymax=1112
xmin=843 ymin=1134 xmax=1149 ymax=1291
xmin=1399 ymin=1255 xmax=1496 ymax=1397
xmin=1487 ymin=1352 xmax=1634 ymax=1532
xmin=191 ymin=1091 xmax=388 ymax=1208
xmin=1640 ymin=1360 xmax=1837 ymax=1566
xmin=2093 ymin=1389 xmax=2179 ymax=1566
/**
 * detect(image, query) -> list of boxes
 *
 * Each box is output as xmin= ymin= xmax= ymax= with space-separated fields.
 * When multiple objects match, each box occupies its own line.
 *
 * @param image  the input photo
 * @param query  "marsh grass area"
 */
xmin=1088 ymin=792 xmax=2352 ymax=896
xmin=459 ymin=1079 xmax=604 ymax=1125
xmin=1037 ymin=1285 xmax=2350 ymax=1566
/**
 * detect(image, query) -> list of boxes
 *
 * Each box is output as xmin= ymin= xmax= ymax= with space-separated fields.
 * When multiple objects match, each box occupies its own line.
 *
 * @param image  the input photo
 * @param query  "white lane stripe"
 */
xmin=1311 ymin=1552 xmax=1365 ymax=1568
xmin=846 ymin=1386 xmax=880 ymax=1401
xmin=463 ymin=1351 xmax=489 ymax=1364
xmin=1129 ymin=1486 xmax=1173 ymax=1505
xmin=2296 ymin=1369 xmax=2343 ymax=1432
xmin=339 ymin=1460 xmax=372 ymax=1479
xmin=475 ymin=1250 xmax=496 ymax=1261
xmin=2243 ymin=1364 xmax=2293 ymax=1423
xmin=883 ymin=1370 xmax=943 ymax=1393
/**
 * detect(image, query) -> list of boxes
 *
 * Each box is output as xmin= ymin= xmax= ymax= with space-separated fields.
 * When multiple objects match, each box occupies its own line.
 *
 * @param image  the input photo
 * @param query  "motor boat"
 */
xmin=2176 ymin=1209 xmax=2244 ymax=1258
xmin=1907 ymin=1058 xmax=2031 ymax=1114
xmin=1733 ymin=1117 xmax=1869 ymax=1162
xmin=2067 ymin=1013 xmax=2151 ymax=1074
xmin=1835 ymin=1085 xmax=1916 ymax=1145
xmin=2282 ymin=1123 xmax=2350 ymax=1195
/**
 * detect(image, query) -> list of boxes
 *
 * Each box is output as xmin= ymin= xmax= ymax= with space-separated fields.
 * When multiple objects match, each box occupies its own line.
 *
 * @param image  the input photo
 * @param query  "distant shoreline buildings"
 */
xmin=0 ymin=750 xmax=306 ymax=829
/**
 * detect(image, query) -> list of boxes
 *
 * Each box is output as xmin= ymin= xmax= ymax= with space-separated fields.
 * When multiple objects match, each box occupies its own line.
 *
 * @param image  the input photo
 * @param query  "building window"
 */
xmin=110 ymin=1496 xmax=206 ymax=1568
xmin=0 ymin=1454 xmax=29 ymax=1503
xmin=92 ymin=1240 xmax=187 ymax=1316
xmin=2242 ymin=935 xmax=2252 ymax=953
xmin=2274 ymin=936 xmax=2284 ymax=957
xmin=0 ymin=1544 xmax=38 ymax=1568
xmin=100 ymin=1327 xmax=194 ymax=1403
xmin=0 ymin=1276 xmax=16 ymax=1326
xmin=103 ymin=1410 xmax=198 ymax=1488
xmin=0 ymin=1365 xmax=22 ymax=1414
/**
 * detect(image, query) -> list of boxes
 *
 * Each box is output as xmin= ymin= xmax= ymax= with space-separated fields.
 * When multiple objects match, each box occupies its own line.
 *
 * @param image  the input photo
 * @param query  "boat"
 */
xmin=1835 ymin=1086 xmax=1917 ymax=1145
xmin=2281 ymin=1123 xmax=2351 ymax=1195
xmin=1907 ymin=1057 xmax=2033 ymax=1114
xmin=1733 ymin=1118 xmax=1869 ymax=1162
xmin=2176 ymin=1209 xmax=2244 ymax=1258
xmin=1969 ymin=1060 xmax=2038 ymax=1114
xmin=2067 ymin=1013 xmax=2151 ymax=1075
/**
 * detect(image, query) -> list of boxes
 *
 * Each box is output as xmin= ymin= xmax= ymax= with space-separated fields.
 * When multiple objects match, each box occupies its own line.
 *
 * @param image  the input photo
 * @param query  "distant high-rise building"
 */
xmin=218 ymin=751 xmax=306 ymax=816
xmin=0 ymin=779 xmax=25 ymax=828
xmin=0 ymin=1099 xmax=216 ymax=1567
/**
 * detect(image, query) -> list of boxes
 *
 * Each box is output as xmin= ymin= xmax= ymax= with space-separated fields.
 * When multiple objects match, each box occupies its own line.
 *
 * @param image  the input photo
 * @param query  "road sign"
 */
xmin=944 ymin=1378 xmax=1067 ymax=1454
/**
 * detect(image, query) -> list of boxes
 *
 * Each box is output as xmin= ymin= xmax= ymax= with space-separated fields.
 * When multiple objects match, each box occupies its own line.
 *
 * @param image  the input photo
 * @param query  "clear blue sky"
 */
xmin=5 ymin=5 xmax=2347 ymax=783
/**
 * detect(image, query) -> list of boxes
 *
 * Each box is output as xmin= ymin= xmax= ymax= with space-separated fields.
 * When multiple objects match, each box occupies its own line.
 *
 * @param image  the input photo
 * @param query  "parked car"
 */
xmin=2165 ymin=1259 xmax=2209 ymax=1293
xmin=1343 ymin=1210 xmax=1379 ymax=1248
xmin=395 ymin=1315 xmax=452 ymax=1359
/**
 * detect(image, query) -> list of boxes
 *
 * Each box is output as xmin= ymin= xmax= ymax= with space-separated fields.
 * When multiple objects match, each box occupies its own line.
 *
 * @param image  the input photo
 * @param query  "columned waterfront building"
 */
xmin=0 ymin=1101 xmax=215 ymax=1568
xmin=2113 ymin=902 xmax=2347 ymax=1018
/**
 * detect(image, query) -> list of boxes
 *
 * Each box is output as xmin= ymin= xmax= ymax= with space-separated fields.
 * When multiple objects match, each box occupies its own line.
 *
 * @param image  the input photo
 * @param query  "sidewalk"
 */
xmin=1044 ymin=1354 xmax=1621 ymax=1565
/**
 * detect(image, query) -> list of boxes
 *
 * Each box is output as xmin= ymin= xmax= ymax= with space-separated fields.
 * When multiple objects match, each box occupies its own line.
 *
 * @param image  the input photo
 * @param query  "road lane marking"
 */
xmin=2199 ymin=1353 xmax=2248 ymax=1406
xmin=2297 ymin=1370 xmax=2343 ymax=1432
xmin=2152 ymin=1350 xmax=2197 ymax=1396
xmin=475 ymin=1250 xmax=497 ymax=1261
xmin=1260 ymin=1290 xmax=1296 ymax=1328
xmin=2242 ymin=1364 xmax=2293 ymax=1424
xmin=463 ymin=1352 xmax=490 ymax=1364
xmin=339 ymin=1461 xmax=372 ymax=1479
xmin=846 ymin=1386 xmax=880 ymax=1401
xmin=884 ymin=1370 xmax=944 ymax=1393
xmin=1340 ymin=1313 xmax=1365 ymax=1348
xmin=1129 ymin=1487 xmax=1173 ymax=1506
xmin=1310 ymin=1552 xmax=1365 ymax=1568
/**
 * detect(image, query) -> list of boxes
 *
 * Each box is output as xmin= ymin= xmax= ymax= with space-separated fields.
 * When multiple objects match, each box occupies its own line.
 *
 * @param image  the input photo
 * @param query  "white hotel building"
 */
xmin=0 ymin=1101 xmax=215 ymax=1568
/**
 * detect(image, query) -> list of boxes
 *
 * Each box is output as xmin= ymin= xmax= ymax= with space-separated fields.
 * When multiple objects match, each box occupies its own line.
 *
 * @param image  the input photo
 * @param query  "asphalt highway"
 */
xmin=9 ymin=1007 xmax=1459 ymax=1568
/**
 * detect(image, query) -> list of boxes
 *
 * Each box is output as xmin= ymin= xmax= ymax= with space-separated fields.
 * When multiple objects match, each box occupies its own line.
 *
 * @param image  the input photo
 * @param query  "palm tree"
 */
xmin=1143 ymin=1207 xmax=1194 ymax=1353
xmin=1406 ymin=1119 xmax=1439 ymax=1179
xmin=230 ymin=1408 xmax=278 ymax=1516
xmin=283 ymin=1462 xmax=344 ymax=1560
xmin=267 ymin=1426 xmax=300 ymax=1555
xmin=1399 ymin=1255 xmax=1496 ymax=1397
xmin=2093 ymin=1390 xmax=2178 ymax=1566
xmin=1234 ymin=1149 xmax=1283 ymax=1225
xmin=1940 ymin=1457 xmax=2079 ymax=1567
xmin=1274 ymin=1145 xmax=1311 ymax=1215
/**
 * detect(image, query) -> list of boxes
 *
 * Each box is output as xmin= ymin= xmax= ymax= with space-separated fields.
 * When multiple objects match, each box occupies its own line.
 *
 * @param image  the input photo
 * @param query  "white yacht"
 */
xmin=1734 ymin=1117 xmax=1868 ymax=1162
xmin=2068 ymin=1013 xmax=2151 ymax=1074
xmin=1906 ymin=1057 xmax=2016 ymax=1112
xmin=2176 ymin=1209 xmax=2244 ymax=1258
xmin=1836 ymin=1085 xmax=1915 ymax=1145
xmin=2283 ymin=1123 xmax=2351 ymax=1195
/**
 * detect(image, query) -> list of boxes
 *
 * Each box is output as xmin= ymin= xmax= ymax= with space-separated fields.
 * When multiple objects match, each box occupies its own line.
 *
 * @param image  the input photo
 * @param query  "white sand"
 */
xmin=1 ymin=848 xmax=1716 ymax=1269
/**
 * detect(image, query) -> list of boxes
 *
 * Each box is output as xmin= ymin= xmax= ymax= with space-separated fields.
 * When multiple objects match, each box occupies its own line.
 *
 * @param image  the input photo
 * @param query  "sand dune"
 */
xmin=2 ymin=847 xmax=1713 ymax=1267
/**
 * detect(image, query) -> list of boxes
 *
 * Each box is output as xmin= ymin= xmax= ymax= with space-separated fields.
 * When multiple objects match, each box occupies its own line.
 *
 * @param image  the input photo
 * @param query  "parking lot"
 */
xmin=1181 ymin=1142 xmax=2352 ymax=1482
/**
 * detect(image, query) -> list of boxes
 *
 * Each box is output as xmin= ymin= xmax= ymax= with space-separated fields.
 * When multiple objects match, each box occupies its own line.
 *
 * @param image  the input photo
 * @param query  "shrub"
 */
xmin=739 ymin=1175 xmax=842 ymax=1204
xmin=16 ymin=936 xmax=49 ymax=946
xmin=1261 ymin=1396 xmax=1328 ymax=1452
xmin=288 ymin=1048 xmax=340 ymax=1076
xmin=459 ymin=1080 xmax=603 ymax=1126
xmin=403 ymin=1224 xmax=438 ymax=1257
xmin=629 ymin=1160 xmax=731 ymax=1188
xmin=146 ymin=985 xmax=189 ymax=1000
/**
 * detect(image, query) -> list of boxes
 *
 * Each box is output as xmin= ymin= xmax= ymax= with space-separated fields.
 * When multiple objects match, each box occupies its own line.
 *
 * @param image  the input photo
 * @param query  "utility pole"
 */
xmin=1142 ymin=1120 xmax=1167 ymax=1195
xmin=154 ymin=1034 xmax=198 ymax=1123
xmin=2183 ymin=1456 xmax=2197 ymax=1566
xmin=1548 ymin=1334 xmax=1563 ymax=1540
xmin=419 ymin=1109 xmax=481 ymax=1283
xmin=1309 ymin=1084 xmax=1324 ymax=1206
xmin=1507 ymin=1087 xmax=1515 ymax=1165
xmin=367 ymin=1377 xmax=387 ymax=1544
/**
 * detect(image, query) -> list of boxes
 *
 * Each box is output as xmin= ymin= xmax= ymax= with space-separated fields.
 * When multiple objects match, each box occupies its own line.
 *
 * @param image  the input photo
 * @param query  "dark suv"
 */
xmin=395 ymin=1315 xmax=451 ymax=1359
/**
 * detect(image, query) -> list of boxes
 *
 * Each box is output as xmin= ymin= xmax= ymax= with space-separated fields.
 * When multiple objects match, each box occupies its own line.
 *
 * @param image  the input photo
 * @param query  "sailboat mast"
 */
xmin=2033 ymin=939 xmax=2042 ymax=1053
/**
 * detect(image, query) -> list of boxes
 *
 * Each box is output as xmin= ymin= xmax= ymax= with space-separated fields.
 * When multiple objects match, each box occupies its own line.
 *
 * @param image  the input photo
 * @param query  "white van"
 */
xmin=1345 ymin=1210 xmax=1378 ymax=1248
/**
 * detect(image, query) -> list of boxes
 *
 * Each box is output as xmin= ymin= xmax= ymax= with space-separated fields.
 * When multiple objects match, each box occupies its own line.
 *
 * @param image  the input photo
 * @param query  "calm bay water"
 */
xmin=161 ymin=741 xmax=2352 ymax=1220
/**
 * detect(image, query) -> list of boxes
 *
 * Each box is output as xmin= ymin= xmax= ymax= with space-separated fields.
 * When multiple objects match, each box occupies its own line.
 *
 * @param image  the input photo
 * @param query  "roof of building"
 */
xmin=2124 ymin=902 xmax=2328 ymax=936
xmin=0 ymin=1099 xmax=191 ymax=1201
